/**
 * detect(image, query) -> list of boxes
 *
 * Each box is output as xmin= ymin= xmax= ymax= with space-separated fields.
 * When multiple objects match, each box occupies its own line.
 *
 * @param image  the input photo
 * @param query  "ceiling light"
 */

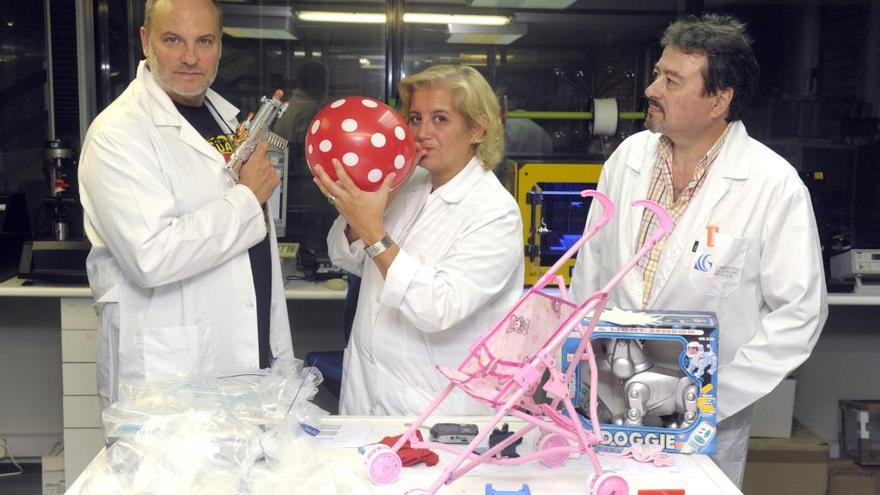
xmin=297 ymin=11 xmax=386 ymax=24
xmin=223 ymin=5 xmax=297 ymax=40
xmin=406 ymin=14 xmax=510 ymax=26
xmin=469 ymin=0 xmax=576 ymax=8
xmin=297 ymin=11 xmax=511 ymax=26
xmin=223 ymin=27 xmax=296 ymax=40
xmin=447 ymin=23 xmax=526 ymax=45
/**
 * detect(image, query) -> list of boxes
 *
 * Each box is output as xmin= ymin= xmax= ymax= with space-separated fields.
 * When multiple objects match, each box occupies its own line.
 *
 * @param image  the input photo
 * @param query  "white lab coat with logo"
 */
xmin=570 ymin=121 xmax=828 ymax=484
xmin=328 ymin=157 xmax=524 ymax=416
xmin=79 ymin=61 xmax=294 ymax=409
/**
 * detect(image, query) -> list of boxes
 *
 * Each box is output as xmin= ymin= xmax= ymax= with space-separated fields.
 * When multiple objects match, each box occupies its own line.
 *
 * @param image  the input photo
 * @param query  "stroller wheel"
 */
xmin=363 ymin=445 xmax=402 ymax=485
xmin=404 ymin=490 xmax=431 ymax=495
xmin=589 ymin=472 xmax=629 ymax=495
xmin=534 ymin=432 xmax=570 ymax=467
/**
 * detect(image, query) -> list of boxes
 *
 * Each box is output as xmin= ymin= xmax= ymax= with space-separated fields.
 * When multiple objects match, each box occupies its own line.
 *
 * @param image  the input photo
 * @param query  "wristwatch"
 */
xmin=364 ymin=234 xmax=394 ymax=258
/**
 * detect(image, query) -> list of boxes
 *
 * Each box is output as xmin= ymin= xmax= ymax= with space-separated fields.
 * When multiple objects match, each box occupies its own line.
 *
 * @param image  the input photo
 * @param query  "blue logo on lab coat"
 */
xmin=694 ymin=253 xmax=713 ymax=272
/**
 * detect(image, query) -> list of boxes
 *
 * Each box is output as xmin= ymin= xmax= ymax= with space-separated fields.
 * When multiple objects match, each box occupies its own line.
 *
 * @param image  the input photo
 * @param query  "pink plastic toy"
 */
xmin=362 ymin=190 xmax=673 ymax=495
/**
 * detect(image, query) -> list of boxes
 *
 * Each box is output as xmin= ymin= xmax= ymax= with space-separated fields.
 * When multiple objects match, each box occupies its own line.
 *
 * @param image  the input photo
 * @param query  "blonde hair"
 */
xmin=399 ymin=65 xmax=504 ymax=170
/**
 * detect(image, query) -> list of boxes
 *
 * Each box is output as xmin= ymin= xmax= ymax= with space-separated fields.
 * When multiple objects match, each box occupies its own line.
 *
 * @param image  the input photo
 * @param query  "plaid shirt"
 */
xmin=636 ymin=124 xmax=730 ymax=308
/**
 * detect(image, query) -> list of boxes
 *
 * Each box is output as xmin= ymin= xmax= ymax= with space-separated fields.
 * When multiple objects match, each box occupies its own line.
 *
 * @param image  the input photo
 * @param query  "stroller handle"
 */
xmin=533 ymin=190 xmax=615 ymax=290
xmin=581 ymin=189 xmax=615 ymax=232
xmin=632 ymin=199 xmax=672 ymax=248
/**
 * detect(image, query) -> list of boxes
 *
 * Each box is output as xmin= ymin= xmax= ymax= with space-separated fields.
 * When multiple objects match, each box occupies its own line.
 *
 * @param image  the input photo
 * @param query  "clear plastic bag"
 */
xmin=78 ymin=358 xmax=334 ymax=494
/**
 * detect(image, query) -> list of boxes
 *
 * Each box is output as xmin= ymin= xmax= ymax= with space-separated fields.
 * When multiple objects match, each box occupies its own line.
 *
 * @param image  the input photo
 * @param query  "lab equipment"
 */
xmin=360 ymin=190 xmax=673 ymax=495
xmin=830 ymin=249 xmax=880 ymax=290
xmin=44 ymin=140 xmax=78 ymax=241
xmin=502 ymin=160 xmax=603 ymax=285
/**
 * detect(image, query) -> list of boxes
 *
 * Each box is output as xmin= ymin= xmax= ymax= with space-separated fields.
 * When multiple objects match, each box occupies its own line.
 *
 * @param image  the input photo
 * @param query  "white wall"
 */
xmin=794 ymin=305 xmax=880 ymax=457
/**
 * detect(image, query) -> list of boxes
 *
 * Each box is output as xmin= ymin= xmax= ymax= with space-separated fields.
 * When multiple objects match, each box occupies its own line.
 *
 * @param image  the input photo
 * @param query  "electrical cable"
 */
xmin=0 ymin=439 xmax=24 ymax=479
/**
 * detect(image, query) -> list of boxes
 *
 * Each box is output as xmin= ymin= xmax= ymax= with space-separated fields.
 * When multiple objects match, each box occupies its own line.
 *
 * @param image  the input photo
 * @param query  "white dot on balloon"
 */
xmin=307 ymin=144 xmax=313 ymax=154
xmin=370 ymin=133 xmax=386 ymax=148
xmin=342 ymin=152 xmax=359 ymax=166
xmin=341 ymin=119 xmax=358 ymax=132
xmin=319 ymin=139 xmax=332 ymax=152
xmin=394 ymin=155 xmax=405 ymax=169
xmin=394 ymin=126 xmax=406 ymax=140
xmin=310 ymin=120 xmax=320 ymax=134
xmin=331 ymin=99 xmax=346 ymax=108
xmin=361 ymin=99 xmax=378 ymax=108
xmin=367 ymin=169 xmax=383 ymax=183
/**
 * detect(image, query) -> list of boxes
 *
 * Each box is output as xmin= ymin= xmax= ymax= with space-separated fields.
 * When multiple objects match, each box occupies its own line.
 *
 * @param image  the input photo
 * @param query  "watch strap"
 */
xmin=364 ymin=234 xmax=394 ymax=258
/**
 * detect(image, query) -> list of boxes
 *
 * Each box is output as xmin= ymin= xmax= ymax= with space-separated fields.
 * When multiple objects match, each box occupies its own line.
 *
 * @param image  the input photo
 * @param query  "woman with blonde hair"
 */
xmin=315 ymin=65 xmax=523 ymax=415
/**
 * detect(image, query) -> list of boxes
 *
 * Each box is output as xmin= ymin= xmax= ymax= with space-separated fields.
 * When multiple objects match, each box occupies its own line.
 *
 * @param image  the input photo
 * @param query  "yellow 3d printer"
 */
xmin=506 ymin=160 xmax=603 ymax=286
xmin=502 ymin=98 xmax=644 ymax=285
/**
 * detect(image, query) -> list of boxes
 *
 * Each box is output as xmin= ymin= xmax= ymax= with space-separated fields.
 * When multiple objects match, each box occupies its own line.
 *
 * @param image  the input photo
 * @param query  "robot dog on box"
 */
xmin=564 ymin=310 xmax=719 ymax=454
xmin=595 ymin=338 xmax=698 ymax=429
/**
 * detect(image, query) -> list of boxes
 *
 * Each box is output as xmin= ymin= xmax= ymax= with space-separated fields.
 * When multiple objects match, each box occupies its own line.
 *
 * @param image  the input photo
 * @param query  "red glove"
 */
xmin=379 ymin=430 xmax=440 ymax=467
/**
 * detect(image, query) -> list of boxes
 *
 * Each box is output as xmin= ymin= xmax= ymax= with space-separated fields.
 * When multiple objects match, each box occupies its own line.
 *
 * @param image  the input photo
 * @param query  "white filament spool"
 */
xmin=590 ymin=98 xmax=619 ymax=136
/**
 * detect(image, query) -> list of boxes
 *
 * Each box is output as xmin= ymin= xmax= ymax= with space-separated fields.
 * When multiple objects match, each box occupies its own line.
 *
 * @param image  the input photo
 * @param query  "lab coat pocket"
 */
xmin=688 ymin=234 xmax=749 ymax=298
xmin=141 ymin=321 xmax=211 ymax=381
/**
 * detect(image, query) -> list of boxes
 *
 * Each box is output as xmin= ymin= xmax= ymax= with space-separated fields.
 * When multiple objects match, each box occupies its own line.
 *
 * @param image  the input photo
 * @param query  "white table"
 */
xmin=67 ymin=416 xmax=742 ymax=495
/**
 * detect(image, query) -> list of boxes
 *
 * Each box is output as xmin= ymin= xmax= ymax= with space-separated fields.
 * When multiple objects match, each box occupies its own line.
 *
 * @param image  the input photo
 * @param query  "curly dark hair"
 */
xmin=661 ymin=14 xmax=760 ymax=122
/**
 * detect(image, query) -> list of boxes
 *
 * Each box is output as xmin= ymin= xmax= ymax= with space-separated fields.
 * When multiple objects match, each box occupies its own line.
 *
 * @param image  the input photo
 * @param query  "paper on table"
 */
xmin=315 ymin=423 xmax=374 ymax=448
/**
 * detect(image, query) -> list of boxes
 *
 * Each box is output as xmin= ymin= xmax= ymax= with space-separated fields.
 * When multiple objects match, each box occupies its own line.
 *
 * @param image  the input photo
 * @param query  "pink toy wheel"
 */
xmin=590 ymin=473 xmax=629 ymax=495
xmin=363 ymin=445 xmax=402 ymax=485
xmin=534 ymin=432 xmax=570 ymax=467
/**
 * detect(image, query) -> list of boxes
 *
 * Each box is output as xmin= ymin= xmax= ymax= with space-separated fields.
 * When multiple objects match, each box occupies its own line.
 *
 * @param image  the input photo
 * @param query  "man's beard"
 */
xmin=644 ymin=98 xmax=665 ymax=133
xmin=644 ymin=114 xmax=664 ymax=133
xmin=146 ymin=50 xmax=218 ymax=99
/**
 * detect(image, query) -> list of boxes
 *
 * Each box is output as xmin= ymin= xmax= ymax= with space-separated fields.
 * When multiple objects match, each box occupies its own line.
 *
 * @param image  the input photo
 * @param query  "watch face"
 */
xmin=366 ymin=235 xmax=392 ymax=258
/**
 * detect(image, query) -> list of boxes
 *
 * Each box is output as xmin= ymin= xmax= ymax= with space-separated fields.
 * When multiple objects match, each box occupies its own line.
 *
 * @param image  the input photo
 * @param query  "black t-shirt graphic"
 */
xmin=174 ymin=101 xmax=274 ymax=369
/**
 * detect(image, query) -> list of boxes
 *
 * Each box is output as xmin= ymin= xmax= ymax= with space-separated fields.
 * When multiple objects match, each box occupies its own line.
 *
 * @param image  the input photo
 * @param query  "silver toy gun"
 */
xmin=225 ymin=89 xmax=289 ymax=182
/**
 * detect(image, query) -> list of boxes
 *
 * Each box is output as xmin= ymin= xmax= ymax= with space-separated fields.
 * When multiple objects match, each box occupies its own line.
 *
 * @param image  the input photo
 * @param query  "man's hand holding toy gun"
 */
xmin=225 ymin=89 xmax=289 ymax=205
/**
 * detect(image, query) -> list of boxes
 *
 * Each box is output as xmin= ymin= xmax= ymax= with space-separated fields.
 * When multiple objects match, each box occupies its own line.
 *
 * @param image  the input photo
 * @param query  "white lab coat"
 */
xmin=79 ymin=61 xmax=294 ymax=409
xmin=328 ymin=157 xmax=524 ymax=416
xmin=570 ymin=121 xmax=828 ymax=484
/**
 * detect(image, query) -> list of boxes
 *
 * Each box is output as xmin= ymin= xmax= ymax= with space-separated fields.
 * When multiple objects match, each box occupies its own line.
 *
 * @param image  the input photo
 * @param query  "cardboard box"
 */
xmin=750 ymin=377 xmax=797 ymax=438
xmin=41 ymin=440 xmax=64 ymax=495
xmin=828 ymin=458 xmax=880 ymax=495
xmin=562 ymin=309 xmax=719 ymax=454
xmin=743 ymin=421 xmax=829 ymax=495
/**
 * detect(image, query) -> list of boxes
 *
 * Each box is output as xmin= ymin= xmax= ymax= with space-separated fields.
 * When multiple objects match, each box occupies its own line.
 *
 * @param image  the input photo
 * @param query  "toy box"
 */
xmin=561 ymin=309 xmax=719 ymax=454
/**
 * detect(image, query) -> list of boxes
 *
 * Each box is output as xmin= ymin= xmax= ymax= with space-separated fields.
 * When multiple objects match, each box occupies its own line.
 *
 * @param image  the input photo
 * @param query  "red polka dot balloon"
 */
xmin=305 ymin=96 xmax=417 ymax=192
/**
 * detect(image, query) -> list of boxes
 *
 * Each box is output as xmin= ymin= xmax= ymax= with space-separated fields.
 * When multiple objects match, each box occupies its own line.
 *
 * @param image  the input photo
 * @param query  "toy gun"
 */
xmin=225 ymin=89 xmax=289 ymax=182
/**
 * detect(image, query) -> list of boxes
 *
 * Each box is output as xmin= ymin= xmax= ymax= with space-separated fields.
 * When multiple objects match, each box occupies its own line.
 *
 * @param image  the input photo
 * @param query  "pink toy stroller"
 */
xmin=362 ymin=190 xmax=672 ymax=495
